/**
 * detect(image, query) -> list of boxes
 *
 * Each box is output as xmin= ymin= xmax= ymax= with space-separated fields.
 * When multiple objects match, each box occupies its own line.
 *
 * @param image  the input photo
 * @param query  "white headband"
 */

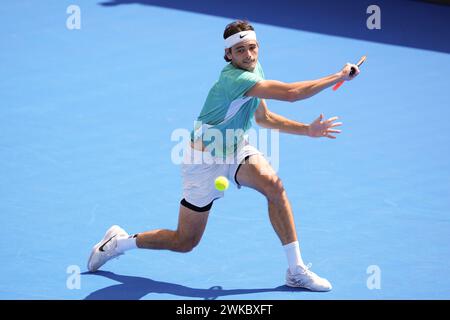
xmin=224 ymin=31 xmax=257 ymax=49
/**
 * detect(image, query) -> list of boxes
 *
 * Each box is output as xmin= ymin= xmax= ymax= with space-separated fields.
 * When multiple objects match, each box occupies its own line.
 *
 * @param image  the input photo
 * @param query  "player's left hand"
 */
xmin=308 ymin=114 xmax=342 ymax=139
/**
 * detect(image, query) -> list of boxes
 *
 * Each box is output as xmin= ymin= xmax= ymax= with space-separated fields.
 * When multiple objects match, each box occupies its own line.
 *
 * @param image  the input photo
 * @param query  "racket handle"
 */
xmin=332 ymin=81 xmax=344 ymax=91
xmin=333 ymin=55 xmax=365 ymax=92
xmin=333 ymin=66 xmax=356 ymax=91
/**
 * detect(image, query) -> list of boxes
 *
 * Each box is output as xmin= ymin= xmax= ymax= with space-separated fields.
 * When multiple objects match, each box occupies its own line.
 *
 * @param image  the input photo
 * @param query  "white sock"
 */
xmin=116 ymin=234 xmax=138 ymax=253
xmin=283 ymin=241 xmax=306 ymax=273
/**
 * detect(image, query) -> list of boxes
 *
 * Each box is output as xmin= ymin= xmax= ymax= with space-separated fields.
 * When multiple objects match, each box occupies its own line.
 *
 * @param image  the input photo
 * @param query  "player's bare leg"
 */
xmin=235 ymin=154 xmax=332 ymax=291
xmin=136 ymin=205 xmax=210 ymax=252
xmin=235 ymin=154 xmax=296 ymax=245
xmin=87 ymin=205 xmax=209 ymax=272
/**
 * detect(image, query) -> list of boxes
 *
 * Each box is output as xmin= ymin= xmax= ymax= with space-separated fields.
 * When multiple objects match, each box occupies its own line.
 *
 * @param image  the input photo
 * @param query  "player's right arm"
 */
xmin=246 ymin=63 xmax=359 ymax=102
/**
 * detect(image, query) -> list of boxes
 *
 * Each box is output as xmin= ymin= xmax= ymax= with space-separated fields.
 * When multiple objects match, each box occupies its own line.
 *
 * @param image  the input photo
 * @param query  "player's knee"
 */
xmin=176 ymin=236 xmax=201 ymax=253
xmin=264 ymin=176 xmax=285 ymax=202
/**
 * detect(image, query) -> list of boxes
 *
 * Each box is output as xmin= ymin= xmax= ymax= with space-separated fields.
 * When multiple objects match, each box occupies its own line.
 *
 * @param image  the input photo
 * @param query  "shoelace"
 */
xmin=291 ymin=263 xmax=314 ymax=286
xmin=304 ymin=263 xmax=313 ymax=271
xmin=297 ymin=262 xmax=313 ymax=274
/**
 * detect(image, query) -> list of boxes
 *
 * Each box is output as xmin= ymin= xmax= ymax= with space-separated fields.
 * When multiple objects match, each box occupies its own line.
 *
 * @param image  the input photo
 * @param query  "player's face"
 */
xmin=228 ymin=40 xmax=259 ymax=71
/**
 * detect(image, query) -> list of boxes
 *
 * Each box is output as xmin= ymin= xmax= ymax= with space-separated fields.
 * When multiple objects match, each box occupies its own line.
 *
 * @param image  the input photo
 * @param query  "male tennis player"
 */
xmin=88 ymin=20 xmax=360 ymax=292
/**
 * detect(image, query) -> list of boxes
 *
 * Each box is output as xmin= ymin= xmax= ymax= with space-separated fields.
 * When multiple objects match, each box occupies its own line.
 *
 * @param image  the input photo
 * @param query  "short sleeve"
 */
xmin=225 ymin=69 xmax=263 ymax=101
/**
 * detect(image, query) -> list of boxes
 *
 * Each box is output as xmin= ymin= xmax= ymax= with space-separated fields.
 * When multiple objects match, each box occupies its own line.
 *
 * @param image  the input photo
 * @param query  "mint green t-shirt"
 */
xmin=191 ymin=61 xmax=265 ymax=157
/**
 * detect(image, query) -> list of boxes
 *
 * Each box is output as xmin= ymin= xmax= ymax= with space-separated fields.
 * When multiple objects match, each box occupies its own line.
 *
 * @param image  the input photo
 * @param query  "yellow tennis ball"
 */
xmin=214 ymin=176 xmax=229 ymax=191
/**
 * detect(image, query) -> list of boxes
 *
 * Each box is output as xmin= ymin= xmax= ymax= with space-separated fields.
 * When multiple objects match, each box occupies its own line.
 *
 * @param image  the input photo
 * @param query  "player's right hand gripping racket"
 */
xmin=333 ymin=55 xmax=366 ymax=91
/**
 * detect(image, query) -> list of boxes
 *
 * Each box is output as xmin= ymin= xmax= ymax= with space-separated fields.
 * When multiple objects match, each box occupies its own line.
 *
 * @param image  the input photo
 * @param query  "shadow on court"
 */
xmin=97 ymin=0 xmax=450 ymax=54
xmin=82 ymin=271 xmax=307 ymax=300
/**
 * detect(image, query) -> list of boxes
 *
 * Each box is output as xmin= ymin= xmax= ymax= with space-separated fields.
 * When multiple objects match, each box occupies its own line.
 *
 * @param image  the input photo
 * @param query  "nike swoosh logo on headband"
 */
xmin=240 ymin=34 xmax=247 ymax=38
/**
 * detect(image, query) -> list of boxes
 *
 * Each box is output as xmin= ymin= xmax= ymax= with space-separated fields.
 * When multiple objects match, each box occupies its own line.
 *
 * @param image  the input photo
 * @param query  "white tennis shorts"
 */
xmin=181 ymin=140 xmax=262 ymax=211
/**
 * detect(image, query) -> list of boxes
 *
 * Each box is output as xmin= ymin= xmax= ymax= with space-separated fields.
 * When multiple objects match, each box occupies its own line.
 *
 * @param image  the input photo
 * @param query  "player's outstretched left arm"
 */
xmin=255 ymin=99 xmax=342 ymax=139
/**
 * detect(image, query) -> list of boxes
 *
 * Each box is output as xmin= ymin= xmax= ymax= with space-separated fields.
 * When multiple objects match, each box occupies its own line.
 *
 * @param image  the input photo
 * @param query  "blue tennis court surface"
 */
xmin=1 ymin=1 xmax=450 ymax=299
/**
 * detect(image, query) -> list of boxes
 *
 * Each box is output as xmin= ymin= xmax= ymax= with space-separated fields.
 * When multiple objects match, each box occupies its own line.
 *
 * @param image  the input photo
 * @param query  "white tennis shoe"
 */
xmin=87 ymin=225 xmax=128 ymax=272
xmin=285 ymin=264 xmax=332 ymax=292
